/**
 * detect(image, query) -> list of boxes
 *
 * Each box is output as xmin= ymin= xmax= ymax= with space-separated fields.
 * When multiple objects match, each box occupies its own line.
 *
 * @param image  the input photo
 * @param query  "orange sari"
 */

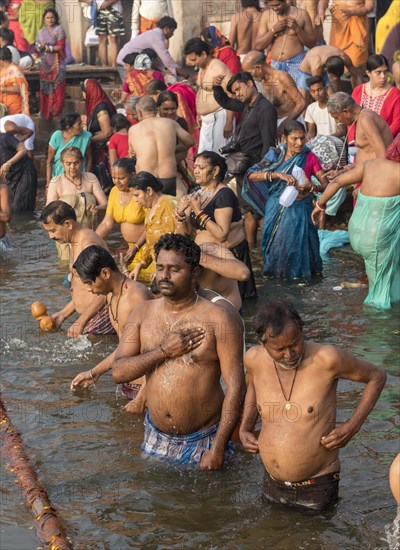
xmin=0 ymin=63 xmax=30 ymax=115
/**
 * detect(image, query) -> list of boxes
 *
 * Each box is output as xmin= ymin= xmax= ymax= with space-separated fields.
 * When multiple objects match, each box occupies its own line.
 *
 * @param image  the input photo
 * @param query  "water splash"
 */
xmin=382 ymin=505 xmax=400 ymax=550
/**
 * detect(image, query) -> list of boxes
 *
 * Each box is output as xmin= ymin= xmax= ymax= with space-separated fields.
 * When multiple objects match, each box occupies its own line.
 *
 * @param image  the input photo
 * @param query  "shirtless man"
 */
xmin=0 ymin=182 xmax=12 ymax=252
xmin=299 ymin=44 xmax=362 ymax=94
xmin=326 ymin=93 xmax=393 ymax=180
xmin=70 ymin=245 xmax=153 ymax=412
xmin=184 ymin=38 xmax=234 ymax=154
xmin=255 ymin=0 xmax=315 ymax=87
xmin=128 ymin=96 xmax=194 ymax=196
xmin=290 ymin=0 xmax=327 ymax=44
xmin=41 ymin=201 xmax=114 ymax=338
xmin=240 ymin=301 xmax=386 ymax=510
xmin=112 ymin=233 xmax=245 ymax=468
xmin=229 ymin=0 xmax=263 ymax=60
xmin=242 ymin=50 xmax=305 ymax=136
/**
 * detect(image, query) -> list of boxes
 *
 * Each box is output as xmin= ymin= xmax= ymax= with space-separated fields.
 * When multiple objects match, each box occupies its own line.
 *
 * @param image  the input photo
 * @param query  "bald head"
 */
xmin=242 ymin=51 xmax=266 ymax=70
xmin=392 ymin=61 xmax=400 ymax=90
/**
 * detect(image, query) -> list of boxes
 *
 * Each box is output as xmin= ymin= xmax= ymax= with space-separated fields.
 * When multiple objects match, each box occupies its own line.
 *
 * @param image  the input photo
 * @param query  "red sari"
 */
xmin=351 ymin=84 xmax=400 ymax=139
xmin=38 ymin=25 xmax=66 ymax=119
xmin=122 ymin=69 xmax=164 ymax=98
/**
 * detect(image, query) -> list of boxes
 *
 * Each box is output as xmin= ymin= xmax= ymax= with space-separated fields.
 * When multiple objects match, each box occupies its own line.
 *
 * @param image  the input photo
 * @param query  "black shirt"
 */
xmin=213 ymin=86 xmax=277 ymax=159
xmin=190 ymin=186 xmax=242 ymax=231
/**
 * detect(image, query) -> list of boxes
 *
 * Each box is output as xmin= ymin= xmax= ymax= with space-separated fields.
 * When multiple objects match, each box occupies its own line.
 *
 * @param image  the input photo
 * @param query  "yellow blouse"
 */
xmin=106 ymin=186 xmax=145 ymax=225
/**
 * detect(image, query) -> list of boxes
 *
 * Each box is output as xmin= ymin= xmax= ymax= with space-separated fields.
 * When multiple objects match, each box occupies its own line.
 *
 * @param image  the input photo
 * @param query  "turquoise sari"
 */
xmin=49 ymin=130 xmax=92 ymax=177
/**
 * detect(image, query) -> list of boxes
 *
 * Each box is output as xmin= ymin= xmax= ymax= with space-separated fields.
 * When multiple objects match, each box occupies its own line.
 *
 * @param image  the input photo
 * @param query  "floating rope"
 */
xmin=0 ymin=397 xmax=73 ymax=549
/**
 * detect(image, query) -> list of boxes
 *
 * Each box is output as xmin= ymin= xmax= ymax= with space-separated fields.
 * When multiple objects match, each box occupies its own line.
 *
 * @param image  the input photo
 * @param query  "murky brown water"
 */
xmin=1 ymin=194 xmax=399 ymax=549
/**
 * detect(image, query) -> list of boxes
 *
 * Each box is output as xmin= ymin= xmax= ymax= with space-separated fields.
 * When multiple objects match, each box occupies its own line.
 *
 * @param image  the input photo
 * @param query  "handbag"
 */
xmin=226 ymin=151 xmax=252 ymax=176
xmin=84 ymin=25 xmax=99 ymax=47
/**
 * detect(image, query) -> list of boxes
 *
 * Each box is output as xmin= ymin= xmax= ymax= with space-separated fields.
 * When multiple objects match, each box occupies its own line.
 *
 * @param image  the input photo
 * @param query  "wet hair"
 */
xmin=73 ymin=245 xmax=118 ymax=282
xmin=41 ymin=200 xmax=77 ymax=224
xmin=227 ymin=71 xmax=255 ymax=94
xmin=122 ymin=52 xmax=138 ymax=66
xmin=154 ymin=233 xmax=201 ymax=272
xmin=183 ymin=38 xmax=211 ymax=57
xmin=128 ymin=171 xmax=163 ymax=192
xmin=0 ymin=27 xmax=13 ymax=43
xmin=141 ymin=48 xmax=158 ymax=61
xmin=60 ymin=113 xmax=81 ymax=131
xmin=366 ymin=54 xmax=389 ymax=72
xmin=137 ymin=95 xmax=157 ymax=113
xmin=157 ymin=16 xmax=177 ymax=30
xmin=146 ymin=79 xmax=167 ymax=96
xmin=194 ymin=150 xmax=227 ymax=182
xmin=0 ymin=45 xmax=12 ymax=62
xmin=111 ymin=113 xmax=130 ymax=131
xmin=327 ymin=92 xmax=355 ymax=114
xmin=241 ymin=0 xmax=261 ymax=9
xmin=156 ymin=90 xmax=178 ymax=108
xmin=60 ymin=146 xmax=83 ymax=162
xmin=325 ymin=56 xmax=345 ymax=77
xmin=112 ymin=157 xmax=136 ymax=173
xmin=305 ymin=74 xmax=325 ymax=88
xmin=284 ymin=120 xmax=306 ymax=136
xmin=42 ymin=8 xmax=59 ymax=25
xmin=253 ymin=301 xmax=303 ymax=342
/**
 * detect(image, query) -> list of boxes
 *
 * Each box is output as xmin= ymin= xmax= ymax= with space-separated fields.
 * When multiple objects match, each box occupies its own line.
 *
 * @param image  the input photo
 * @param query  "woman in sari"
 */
xmin=82 ymin=78 xmax=116 ymax=194
xmin=35 ymin=8 xmax=66 ymax=119
xmin=125 ymin=171 xmax=176 ymax=284
xmin=46 ymin=113 xmax=92 ymax=185
xmin=19 ymin=0 xmax=53 ymax=46
xmin=6 ymin=0 xmax=29 ymax=51
xmin=200 ymin=25 xmax=242 ymax=75
xmin=0 ymin=46 xmax=29 ymax=115
xmin=120 ymin=52 xmax=164 ymax=103
xmin=243 ymin=121 xmax=327 ymax=279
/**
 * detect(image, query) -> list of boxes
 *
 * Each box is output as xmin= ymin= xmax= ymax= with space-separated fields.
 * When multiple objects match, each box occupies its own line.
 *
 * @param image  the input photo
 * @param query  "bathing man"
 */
xmin=240 ymin=301 xmax=386 ymax=511
xmin=112 ymin=233 xmax=245 ymax=468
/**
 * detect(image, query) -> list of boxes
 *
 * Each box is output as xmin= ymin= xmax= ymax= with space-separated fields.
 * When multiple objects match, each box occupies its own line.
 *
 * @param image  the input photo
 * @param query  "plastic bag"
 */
xmin=84 ymin=25 xmax=99 ymax=47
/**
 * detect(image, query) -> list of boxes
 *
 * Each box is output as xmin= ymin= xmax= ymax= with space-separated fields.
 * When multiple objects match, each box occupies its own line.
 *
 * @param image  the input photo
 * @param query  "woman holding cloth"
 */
xmin=243 ymin=121 xmax=327 ymax=279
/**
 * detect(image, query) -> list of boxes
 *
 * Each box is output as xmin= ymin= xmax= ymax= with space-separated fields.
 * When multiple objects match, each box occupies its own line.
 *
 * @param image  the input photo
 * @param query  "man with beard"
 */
xmin=112 ymin=233 xmax=245 ymax=468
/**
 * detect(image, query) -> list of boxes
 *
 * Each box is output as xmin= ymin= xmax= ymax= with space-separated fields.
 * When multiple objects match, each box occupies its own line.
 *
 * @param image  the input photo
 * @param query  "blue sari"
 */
xmin=243 ymin=146 xmax=322 ymax=279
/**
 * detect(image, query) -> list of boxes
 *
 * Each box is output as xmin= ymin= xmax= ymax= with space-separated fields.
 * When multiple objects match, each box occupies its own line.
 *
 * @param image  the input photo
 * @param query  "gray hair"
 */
xmin=137 ymin=95 xmax=157 ymax=113
xmin=327 ymin=92 xmax=356 ymax=114
xmin=125 ymin=96 xmax=140 ymax=110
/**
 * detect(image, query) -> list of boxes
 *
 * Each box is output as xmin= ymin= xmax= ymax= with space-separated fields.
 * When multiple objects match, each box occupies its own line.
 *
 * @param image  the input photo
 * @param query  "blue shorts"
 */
xmin=297 ymin=69 xmax=330 ymax=91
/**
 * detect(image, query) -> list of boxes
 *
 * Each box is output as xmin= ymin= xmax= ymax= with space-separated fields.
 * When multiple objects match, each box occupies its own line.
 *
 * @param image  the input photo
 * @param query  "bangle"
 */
xmin=132 ymin=243 xmax=139 ymax=252
xmin=315 ymin=200 xmax=326 ymax=211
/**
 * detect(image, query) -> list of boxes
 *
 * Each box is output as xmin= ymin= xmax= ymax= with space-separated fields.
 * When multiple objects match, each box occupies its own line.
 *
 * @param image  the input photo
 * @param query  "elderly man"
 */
xmin=128 ymin=96 xmax=194 ymax=196
xmin=41 ymin=201 xmax=114 ymax=338
xmin=112 ymin=233 xmax=245 ymax=468
xmin=242 ymin=51 xmax=305 ymax=137
xmin=240 ymin=301 xmax=386 ymax=511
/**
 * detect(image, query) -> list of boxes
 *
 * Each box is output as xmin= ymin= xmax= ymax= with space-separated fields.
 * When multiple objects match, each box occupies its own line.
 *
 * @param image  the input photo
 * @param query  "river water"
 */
xmin=1 ymin=194 xmax=399 ymax=549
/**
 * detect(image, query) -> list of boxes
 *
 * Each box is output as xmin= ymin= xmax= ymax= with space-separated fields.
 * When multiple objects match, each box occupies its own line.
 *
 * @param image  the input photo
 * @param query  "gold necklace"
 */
xmin=199 ymin=183 xmax=219 ymax=208
xmin=108 ymin=276 xmax=126 ymax=325
xmin=274 ymin=360 xmax=298 ymax=411
xmin=164 ymin=293 xmax=199 ymax=332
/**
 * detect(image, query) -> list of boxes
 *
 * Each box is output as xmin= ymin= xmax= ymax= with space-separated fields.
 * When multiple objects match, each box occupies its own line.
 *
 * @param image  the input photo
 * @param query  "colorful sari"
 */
xmin=6 ymin=0 xmax=29 ymax=51
xmin=329 ymin=1 xmax=368 ymax=68
xmin=122 ymin=69 xmax=164 ymax=98
xmin=85 ymin=79 xmax=116 ymax=194
xmin=38 ymin=25 xmax=67 ymax=119
xmin=168 ymin=82 xmax=199 ymax=153
xmin=243 ymin=146 xmax=322 ymax=278
xmin=19 ymin=0 xmax=53 ymax=45
xmin=0 ymin=62 xmax=30 ymax=115
xmin=206 ymin=25 xmax=242 ymax=75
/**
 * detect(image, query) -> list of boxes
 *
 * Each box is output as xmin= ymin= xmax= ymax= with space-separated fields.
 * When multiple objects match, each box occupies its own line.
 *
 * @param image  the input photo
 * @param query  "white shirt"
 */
xmin=304 ymin=102 xmax=338 ymax=136
xmin=0 ymin=114 xmax=36 ymax=150
xmin=131 ymin=0 xmax=173 ymax=32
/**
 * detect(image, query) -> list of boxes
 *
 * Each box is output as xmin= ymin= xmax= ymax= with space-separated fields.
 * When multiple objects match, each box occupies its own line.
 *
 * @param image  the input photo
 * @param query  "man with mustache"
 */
xmin=112 ymin=233 xmax=245 ymax=468
xmin=240 ymin=301 xmax=386 ymax=511
xmin=41 ymin=200 xmax=114 ymax=337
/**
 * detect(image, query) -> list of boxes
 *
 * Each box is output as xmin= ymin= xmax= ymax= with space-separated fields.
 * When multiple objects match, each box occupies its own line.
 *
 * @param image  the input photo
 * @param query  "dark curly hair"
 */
xmin=253 ymin=301 xmax=303 ymax=342
xmin=154 ymin=234 xmax=200 ymax=272
xmin=194 ymin=150 xmax=227 ymax=181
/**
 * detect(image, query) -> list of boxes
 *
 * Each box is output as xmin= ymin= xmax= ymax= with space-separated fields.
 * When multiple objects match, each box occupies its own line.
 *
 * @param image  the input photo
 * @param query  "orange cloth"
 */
xmin=0 ymin=63 xmax=30 ymax=115
xmin=329 ymin=2 xmax=368 ymax=67
xmin=140 ymin=15 xmax=159 ymax=34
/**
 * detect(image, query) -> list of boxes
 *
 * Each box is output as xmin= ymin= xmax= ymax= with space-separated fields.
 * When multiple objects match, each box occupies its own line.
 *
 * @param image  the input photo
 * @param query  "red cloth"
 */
xmin=350 ymin=84 xmax=400 ymax=141
xmin=386 ymin=133 xmax=400 ymax=163
xmin=84 ymin=79 xmax=116 ymax=120
xmin=108 ymin=132 xmax=129 ymax=158
xmin=216 ymin=47 xmax=242 ymax=75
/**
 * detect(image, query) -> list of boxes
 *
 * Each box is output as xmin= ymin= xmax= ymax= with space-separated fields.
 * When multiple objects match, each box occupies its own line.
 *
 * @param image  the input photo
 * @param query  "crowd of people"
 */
xmin=1 ymin=0 xmax=399 ymax=513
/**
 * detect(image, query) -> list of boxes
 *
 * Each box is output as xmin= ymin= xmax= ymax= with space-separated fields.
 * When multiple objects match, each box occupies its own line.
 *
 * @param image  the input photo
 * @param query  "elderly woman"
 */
xmin=0 ymin=46 xmax=29 ymax=115
xmin=46 ymin=113 xmax=92 ymax=186
xmin=46 ymin=146 xmax=107 ymax=229
xmin=96 ymin=157 xmax=145 ymax=253
xmin=243 ymin=121 xmax=328 ymax=279
xmin=0 ymin=130 xmax=37 ymax=211
xmin=35 ymin=8 xmax=67 ymax=119
xmin=176 ymin=150 xmax=256 ymax=299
